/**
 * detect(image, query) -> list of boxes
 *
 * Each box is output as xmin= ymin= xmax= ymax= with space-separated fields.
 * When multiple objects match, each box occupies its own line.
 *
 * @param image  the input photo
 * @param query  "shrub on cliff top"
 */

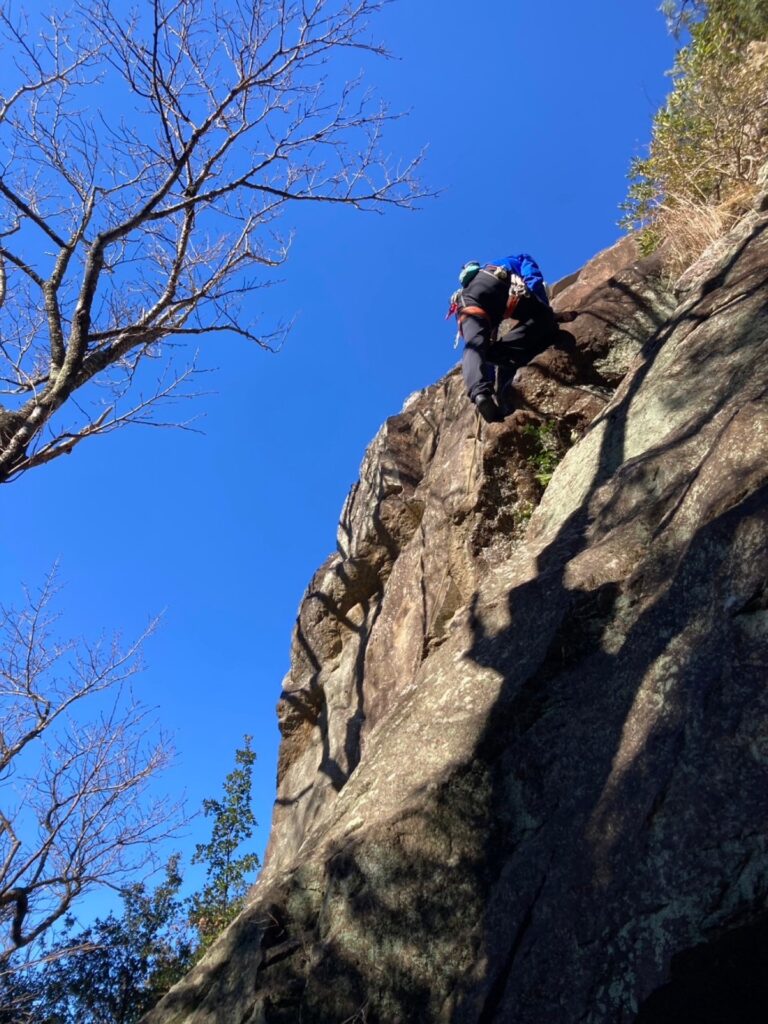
xmin=622 ymin=0 xmax=768 ymax=265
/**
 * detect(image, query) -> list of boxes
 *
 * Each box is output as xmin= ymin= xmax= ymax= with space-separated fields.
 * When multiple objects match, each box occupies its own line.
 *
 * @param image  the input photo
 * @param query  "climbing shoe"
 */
xmin=475 ymin=393 xmax=503 ymax=423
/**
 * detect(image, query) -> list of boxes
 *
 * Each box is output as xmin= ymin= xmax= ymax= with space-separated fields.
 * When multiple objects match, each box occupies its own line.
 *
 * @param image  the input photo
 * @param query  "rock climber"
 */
xmin=448 ymin=255 xmax=558 ymax=423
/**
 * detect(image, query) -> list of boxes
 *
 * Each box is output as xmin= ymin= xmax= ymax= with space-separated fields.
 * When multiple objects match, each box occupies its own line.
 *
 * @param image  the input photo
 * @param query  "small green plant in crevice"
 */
xmin=522 ymin=421 xmax=566 ymax=488
xmin=513 ymin=500 xmax=536 ymax=529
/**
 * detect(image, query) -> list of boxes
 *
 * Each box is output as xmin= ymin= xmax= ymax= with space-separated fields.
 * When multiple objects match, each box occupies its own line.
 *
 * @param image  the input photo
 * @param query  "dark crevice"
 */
xmin=477 ymin=873 xmax=548 ymax=1024
xmin=636 ymin=914 xmax=768 ymax=1024
xmin=734 ymin=580 xmax=768 ymax=615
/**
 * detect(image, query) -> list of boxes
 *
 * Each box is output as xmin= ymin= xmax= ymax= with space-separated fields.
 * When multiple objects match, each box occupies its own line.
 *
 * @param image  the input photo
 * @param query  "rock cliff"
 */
xmin=145 ymin=182 xmax=768 ymax=1023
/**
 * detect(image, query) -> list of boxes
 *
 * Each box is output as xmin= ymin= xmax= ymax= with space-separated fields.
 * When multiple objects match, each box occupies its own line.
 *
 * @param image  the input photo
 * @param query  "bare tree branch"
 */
xmin=0 ymin=570 xmax=181 ymax=962
xmin=0 ymin=0 xmax=428 ymax=482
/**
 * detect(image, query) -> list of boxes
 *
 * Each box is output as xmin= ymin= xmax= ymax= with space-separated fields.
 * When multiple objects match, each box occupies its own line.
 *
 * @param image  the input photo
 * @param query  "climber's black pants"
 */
xmin=461 ymin=295 xmax=557 ymax=402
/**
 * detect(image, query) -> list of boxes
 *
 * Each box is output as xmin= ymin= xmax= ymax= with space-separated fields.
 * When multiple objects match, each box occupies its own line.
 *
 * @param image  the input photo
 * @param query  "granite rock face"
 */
xmin=144 ymin=198 xmax=768 ymax=1023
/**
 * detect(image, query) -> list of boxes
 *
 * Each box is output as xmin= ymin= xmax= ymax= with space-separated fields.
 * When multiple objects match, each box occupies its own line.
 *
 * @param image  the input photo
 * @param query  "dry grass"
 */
xmin=654 ymin=183 xmax=758 ymax=275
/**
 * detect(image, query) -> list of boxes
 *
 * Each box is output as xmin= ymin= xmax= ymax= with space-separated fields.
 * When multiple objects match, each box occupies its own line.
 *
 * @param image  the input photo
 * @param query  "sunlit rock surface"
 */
xmin=144 ymin=190 xmax=768 ymax=1023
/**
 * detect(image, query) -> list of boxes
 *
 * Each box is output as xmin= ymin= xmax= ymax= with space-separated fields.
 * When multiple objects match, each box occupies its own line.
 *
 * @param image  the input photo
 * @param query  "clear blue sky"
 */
xmin=0 ymin=1 xmax=678 ymax=904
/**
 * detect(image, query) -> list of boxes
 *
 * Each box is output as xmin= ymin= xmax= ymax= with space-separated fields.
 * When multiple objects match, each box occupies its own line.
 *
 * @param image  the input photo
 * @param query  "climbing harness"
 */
xmin=444 ymin=297 xmax=491 ymax=348
xmin=459 ymin=304 xmax=490 ymax=322
xmin=445 ymin=268 xmax=530 ymax=347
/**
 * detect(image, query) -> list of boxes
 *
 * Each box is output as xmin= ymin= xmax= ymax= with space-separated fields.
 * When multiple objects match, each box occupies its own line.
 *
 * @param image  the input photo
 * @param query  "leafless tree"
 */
xmin=0 ymin=0 xmax=425 ymax=483
xmin=0 ymin=569 xmax=178 ymax=963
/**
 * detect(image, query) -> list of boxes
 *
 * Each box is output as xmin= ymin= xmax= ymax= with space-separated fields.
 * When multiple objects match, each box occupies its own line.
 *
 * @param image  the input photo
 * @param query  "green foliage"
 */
xmin=0 ymin=966 xmax=36 ymax=1023
xmin=187 ymin=737 xmax=260 ymax=953
xmin=622 ymin=0 xmax=768 ymax=257
xmin=1 ymin=739 xmax=261 ymax=1022
xmin=512 ymin=500 xmax=536 ymax=530
xmin=29 ymin=857 xmax=194 ymax=1024
xmin=522 ymin=421 xmax=565 ymax=488
xmin=660 ymin=0 xmax=708 ymax=34
xmin=662 ymin=0 xmax=768 ymax=38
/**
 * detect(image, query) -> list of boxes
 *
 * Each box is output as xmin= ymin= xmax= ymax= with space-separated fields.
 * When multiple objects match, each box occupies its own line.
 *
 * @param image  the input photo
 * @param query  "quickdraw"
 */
xmin=445 ymin=288 xmax=462 ymax=321
xmin=505 ymin=292 xmax=521 ymax=319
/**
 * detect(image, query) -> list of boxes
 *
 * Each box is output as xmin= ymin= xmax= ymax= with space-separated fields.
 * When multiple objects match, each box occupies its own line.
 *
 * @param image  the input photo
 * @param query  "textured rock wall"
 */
xmin=145 ymin=188 xmax=768 ymax=1024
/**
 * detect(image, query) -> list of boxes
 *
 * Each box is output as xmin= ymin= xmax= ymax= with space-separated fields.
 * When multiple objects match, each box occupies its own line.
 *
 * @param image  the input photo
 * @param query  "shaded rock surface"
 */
xmin=145 ymin=199 xmax=768 ymax=1023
